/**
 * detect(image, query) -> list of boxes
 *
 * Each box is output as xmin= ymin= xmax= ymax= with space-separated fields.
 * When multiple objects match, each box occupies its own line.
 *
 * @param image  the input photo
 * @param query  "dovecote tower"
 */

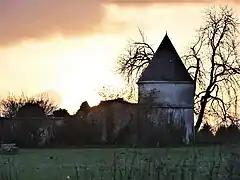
xmin=137 ymin=33 xmax=195 ymax=143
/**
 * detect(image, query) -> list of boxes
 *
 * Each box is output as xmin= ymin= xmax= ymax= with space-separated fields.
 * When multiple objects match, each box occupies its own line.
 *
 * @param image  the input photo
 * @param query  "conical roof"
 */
xmin=137 ymin=34 xmax=193 ymax=83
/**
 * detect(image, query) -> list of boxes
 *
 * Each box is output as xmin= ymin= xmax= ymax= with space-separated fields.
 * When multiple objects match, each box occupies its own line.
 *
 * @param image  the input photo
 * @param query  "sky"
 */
xmin=0 ymin=0 xmax=239 ymax=114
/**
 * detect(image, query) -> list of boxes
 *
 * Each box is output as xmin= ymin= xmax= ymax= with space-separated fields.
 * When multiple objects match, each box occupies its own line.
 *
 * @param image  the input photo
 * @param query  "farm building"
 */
xmin=137 ymin=33 xmax=195 ymax=143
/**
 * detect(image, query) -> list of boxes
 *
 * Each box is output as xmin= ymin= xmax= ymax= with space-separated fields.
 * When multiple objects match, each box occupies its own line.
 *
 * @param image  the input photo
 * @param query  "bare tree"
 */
xmin=116 ymin=6 xmax=240 ymax=132
xmin=0 ymin=92 xmax=58 ymax=118
xmin=185 ymin=6 xmax=240 ymax=131
xmin=98 ymin=85 xmax=137 ymax=102
xmin=116 ymin=29 xmax=155 ymax=101
xmin=16 ymin=103 xmax=46 ymax=118
xmin=52 ymin=108 xmax=70 ymax=117
xmin=117 ymin=28 xmax=155 ymax=83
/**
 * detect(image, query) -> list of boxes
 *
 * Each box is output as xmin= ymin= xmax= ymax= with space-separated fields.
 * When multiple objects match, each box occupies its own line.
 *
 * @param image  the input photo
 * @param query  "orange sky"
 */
xmin=0 ymin=1 xmax=239 ymax=114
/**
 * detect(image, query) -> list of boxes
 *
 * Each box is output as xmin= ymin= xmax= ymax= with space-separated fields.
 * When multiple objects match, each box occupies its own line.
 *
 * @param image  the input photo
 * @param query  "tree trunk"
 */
xmin=195 ymin=95 xmax=209 ymax=132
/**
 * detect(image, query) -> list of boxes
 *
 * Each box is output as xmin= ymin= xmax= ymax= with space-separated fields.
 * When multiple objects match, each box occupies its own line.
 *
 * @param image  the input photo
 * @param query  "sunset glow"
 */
xmin=0 ymin=1 xmax=239 ymax=114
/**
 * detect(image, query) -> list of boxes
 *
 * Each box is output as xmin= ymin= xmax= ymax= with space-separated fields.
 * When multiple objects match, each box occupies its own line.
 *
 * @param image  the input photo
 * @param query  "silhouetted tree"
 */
xmin=53 ymin=108 xmax=70 ymax=117
xmin=116 ymin=6 xmax=240 ymax=132
xmin=74 ymin=101 xmax=91 ymax=120
xmin=215 ymin=124 xmax=240 ymax=143
xmin=195 ymin=123 xmax=215 ymax=144
xmin=16 ymin=103 xmax=46 ymax=118
xmin=79 ymin=101 xmax=91 ymax=114
xmin=185 ymin=6 xmax=240 ymax=132
xmin=10 ymin=103 xmax=46 ymax=147
xmin=0 ymin=92 xmax=57 ymax=118
xmin=98 ymin=85 xmax=136 ymax=102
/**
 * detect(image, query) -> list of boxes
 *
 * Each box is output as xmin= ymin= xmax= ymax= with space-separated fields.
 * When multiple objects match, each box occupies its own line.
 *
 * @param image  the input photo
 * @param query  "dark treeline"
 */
xmin=1 ymin=116 xmax=240 ymax=148
xmin=0 ymin=92 xmax=239 ymax=148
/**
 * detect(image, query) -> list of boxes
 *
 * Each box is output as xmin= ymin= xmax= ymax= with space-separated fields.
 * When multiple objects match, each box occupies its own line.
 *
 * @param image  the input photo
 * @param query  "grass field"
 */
xmin=0 ymin=145 xmax=239 ymax=180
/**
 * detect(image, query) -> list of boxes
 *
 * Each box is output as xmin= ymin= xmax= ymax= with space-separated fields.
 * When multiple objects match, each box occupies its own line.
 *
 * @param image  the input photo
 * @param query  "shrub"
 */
xmin=195 ymin=123 xmax=215 ymax=145
xmin=54 ymin=118 xmax=98 ymax=146
xmin=215 ymin=124 xmax=240 ymax=144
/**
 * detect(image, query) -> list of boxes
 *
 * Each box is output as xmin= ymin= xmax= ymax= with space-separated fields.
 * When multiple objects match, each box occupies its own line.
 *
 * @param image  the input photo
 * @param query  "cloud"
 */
xmin=0 ymin=0 xmax=107 ymax=45
xmin=0 ymin=0 xmax=232 ymax=46
xmin=107 ymin=0 xmax=230 ymax=6
xmin=107 ymin=0 xmax=211 ymax=4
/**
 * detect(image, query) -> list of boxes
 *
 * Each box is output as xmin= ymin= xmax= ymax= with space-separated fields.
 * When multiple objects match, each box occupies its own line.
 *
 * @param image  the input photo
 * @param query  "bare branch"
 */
xmin=115 ymin=6 xmax=240 ymax=132
xmin=0 ymin=92 xmax=58 ymax=118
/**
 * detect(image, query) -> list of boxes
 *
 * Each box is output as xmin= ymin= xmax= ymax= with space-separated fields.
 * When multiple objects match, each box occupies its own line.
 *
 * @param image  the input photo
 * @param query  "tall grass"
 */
xmin=1 ymin=146 xmax=240 ymax=180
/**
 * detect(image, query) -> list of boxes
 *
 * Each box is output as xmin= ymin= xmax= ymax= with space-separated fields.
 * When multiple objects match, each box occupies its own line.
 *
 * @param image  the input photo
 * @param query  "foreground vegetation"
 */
xmin=1 ymin=146 xmax=240 ymax=180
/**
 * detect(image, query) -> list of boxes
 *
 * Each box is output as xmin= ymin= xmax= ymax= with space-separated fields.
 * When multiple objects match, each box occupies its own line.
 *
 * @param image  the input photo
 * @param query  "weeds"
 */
xmin=1 ymin=147 xmax=240 ymax=180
